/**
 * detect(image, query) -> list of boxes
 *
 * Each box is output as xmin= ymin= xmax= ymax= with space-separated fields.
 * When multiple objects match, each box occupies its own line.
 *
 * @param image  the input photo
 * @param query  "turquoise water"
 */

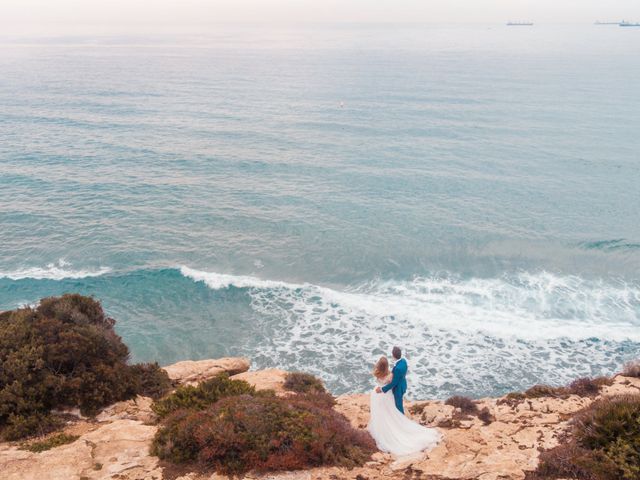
xmin=1 ymin=24 xmax=639 ymax=399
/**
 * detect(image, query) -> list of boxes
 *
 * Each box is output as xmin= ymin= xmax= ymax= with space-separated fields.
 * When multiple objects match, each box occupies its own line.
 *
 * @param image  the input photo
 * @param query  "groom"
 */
xmin=375 ymin=346 xmax=408 ymax=414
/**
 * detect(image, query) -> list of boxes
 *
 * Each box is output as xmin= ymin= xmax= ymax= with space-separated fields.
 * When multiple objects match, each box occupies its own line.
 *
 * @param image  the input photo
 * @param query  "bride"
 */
xmin=367 ymin=356 xmax=441 ymax=456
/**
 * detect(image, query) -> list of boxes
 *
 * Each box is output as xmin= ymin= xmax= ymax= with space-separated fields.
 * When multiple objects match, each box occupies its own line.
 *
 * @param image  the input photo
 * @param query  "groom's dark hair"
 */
xmin=392 ymin=346 xmax=402 ymax=359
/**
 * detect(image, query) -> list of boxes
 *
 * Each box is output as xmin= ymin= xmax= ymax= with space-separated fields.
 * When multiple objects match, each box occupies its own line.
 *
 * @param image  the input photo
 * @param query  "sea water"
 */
xmin=1 ymin=24 xmax=639 ymax=398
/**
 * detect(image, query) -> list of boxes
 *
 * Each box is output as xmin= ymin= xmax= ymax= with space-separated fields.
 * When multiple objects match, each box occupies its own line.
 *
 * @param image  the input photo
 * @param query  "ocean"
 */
xmin=1 ymin=24 xmax=639 ymax=399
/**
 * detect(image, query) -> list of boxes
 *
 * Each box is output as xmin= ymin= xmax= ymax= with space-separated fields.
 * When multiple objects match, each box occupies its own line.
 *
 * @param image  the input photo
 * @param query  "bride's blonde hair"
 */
xmin=373 ymin=356 xmax=390 ymax=380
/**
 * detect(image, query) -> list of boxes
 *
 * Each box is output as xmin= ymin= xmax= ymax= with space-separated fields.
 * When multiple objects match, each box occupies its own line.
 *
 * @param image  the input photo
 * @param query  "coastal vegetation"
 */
xmin=622 ymin=360 xmax=640 ymax=378
xmin=151 ymin=374 xmax=255 ymax=419
xmin=0 ymin=294 xmax=171 ymax=440
xmin=283 ymin=371 xmax=336 ymax=408
xmin=527 ymin=394 xmax=640 ymax=480
xmin=151 ymin=373 xmax=375 ymax=475
xmin=2 ymin=292 xmax=640 ymax=478
xmin=284 ymin=371 xmax=327 ymax=394
xmin=284 ymin=372 xmax=327 ymax=393
xmin=445 ymin=395 xmax=478 ymax=414
xmin=20 ymin=432 xmax=79 ymax=453
xmin=499 ymin=376 xmax=613 ymax=406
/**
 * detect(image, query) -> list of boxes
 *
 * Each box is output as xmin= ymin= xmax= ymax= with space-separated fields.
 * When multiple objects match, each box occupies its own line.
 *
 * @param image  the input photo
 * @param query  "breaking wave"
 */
xmin=180 ymin=266 xmax=640 ymax=342
xmin=0 ymin=259 xmax=111 ymax=280
xmin=180 ymin=266 xmax=640 ymax=396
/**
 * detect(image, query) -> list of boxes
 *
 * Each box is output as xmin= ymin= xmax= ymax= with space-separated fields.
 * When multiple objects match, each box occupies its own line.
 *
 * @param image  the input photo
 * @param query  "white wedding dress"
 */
xmin=367 ymin=376 xmax=441 ymax=456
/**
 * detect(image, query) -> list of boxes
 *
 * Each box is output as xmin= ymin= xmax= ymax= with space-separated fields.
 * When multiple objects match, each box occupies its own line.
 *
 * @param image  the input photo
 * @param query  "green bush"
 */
xmin=283 ymin=372 xmax=335 ymax=409
xmin=1 ymin=413 xmax=63 ymax=441
xmin=129 ymin=362 xmax=172 ymax=400
xmin=152 ymin=393 xmax=376 ymax=475
xmin=528 ymin=395 xmax=640 ymax=480
xmin=574 ymin=395 xmax=640 ymax=478
xmin=284 ymin=372 xmax=327 ymax=394
xmin=151 ymin=374 xmax=255 ymax=419
xmin=152 ymin=408 xmax=202 ymax=463
xmin=0 ymin=294 xmax=170 ymax=440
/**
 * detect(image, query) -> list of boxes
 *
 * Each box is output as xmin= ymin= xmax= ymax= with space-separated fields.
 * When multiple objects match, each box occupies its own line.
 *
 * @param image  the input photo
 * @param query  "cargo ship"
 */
xmin=506 ymin=22 xmax=534 ymax=26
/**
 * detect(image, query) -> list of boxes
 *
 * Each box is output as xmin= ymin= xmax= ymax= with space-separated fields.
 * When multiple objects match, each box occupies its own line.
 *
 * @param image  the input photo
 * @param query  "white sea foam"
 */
xmin=180 ymin=265 xmax=303 ymax=290
xmin=0 ymin=259 xmax=111 ymax=280
xmin=180 ymin=267 xmax=640 ymax=342
xmin=180 ymin=266 xmax=640 ymax=396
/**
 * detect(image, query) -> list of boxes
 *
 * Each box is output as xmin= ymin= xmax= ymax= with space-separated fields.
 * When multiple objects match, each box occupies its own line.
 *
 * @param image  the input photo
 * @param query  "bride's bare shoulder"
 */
xmin=372 ymin=373 xmax=393 ymax=385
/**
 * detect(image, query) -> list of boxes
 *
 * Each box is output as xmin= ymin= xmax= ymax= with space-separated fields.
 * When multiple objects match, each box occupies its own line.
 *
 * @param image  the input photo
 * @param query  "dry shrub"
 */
xmin=524 ymin=384 xmax=566 ymax=398
xmin=529 ymin=442 xmax=617 ymax=480
xmin=152 ymin=393 xmax=375 ymax=475
xmin=504 ymin=377 xmax=612 ymax=409
xmin=445 ymin=396 xmax=478 ymax=414
xmin=477 ymin=407 xmax=494 ymax=425
xmin=498 ymin=391 xmax=527 ymax=407
xmin=0 ymin=294 xmax=169 ymax=440
xmin=567 ymin=377 xmax=611 ymax=397
xmin=622 ymin=360 xmax=640 ymax=378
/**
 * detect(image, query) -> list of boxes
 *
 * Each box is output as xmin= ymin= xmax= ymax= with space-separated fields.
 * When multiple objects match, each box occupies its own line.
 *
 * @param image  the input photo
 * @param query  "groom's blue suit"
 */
xmin=381 ymin=357 xmax=407 ymax=414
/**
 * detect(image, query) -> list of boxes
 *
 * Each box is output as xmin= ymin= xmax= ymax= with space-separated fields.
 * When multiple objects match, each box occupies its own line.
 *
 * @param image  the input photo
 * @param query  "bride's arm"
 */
xmin=381 ymin=371 xmax=398 ymax=393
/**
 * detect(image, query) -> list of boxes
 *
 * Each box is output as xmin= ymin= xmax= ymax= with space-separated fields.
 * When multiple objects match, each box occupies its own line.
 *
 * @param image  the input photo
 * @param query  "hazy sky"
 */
xmin=2 ymin=0 xmax=640 ymax=34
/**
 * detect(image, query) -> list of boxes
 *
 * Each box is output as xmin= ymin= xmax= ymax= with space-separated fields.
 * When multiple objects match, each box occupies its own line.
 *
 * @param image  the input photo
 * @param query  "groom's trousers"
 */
xmin=393 ymin=388 xmax=405 ymax=414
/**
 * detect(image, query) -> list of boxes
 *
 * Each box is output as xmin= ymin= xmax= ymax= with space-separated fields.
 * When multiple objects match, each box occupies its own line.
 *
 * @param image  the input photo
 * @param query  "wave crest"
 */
xmin=179 ymin=267 xmax=640 ymax=396
xmin=179 ymin=267 xmax=640 ymax=342
xmin=0 ymin=259 xmax=111 ymax=280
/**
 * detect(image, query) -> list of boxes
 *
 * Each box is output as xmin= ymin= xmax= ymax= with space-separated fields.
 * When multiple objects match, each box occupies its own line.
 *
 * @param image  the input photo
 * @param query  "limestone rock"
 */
xmin=334 ymin=393 xmax=370 ymax=429
xmin=408 ymin=401 xmax=455 ymax=427
xmin=602 ymin=374 xmax=640 ymax=396
xmin=231 ymin=368 xmax=289 ymax=393
xmin=96 ymin=395 xmax=155 ymax=424
xmin=163 ymin=357 xmax=250 ymax=384
xmin=0 ymin=419 xmax=159 ymax=480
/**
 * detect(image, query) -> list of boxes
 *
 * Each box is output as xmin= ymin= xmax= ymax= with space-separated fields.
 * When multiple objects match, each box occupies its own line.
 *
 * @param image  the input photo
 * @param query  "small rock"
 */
xmin=164 ymin=357 xmax=250 ymax=384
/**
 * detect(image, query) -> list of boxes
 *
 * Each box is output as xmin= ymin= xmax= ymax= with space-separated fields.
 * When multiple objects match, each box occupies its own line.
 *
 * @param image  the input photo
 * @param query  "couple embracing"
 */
xmin=367 ymin=346 xmax=441 ymax=457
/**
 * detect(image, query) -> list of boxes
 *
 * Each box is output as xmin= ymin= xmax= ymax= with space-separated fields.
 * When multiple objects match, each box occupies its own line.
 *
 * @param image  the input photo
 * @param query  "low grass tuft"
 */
xmin=21 ymin=432 xmax=79 ymax=453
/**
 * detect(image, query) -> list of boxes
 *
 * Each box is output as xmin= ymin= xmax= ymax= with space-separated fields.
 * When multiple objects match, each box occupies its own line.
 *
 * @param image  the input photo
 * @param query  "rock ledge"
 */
xmin=2 ymin=359 xmax=639 ymax=480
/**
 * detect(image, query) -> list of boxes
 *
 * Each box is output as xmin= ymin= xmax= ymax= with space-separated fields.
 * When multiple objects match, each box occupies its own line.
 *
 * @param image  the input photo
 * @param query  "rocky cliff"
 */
xmin=1 ymin=358 xmax=638 ymax=480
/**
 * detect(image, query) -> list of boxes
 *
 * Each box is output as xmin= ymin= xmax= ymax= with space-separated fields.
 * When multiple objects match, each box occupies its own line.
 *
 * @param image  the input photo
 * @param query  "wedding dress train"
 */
xmin=367 ymin=379 xmax=441 ymax=456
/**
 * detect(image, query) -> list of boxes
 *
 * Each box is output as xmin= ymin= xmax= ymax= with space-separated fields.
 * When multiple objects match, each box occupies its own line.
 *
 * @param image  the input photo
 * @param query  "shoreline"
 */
xmin=2 ymin=357 xmax=639 ymax=480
